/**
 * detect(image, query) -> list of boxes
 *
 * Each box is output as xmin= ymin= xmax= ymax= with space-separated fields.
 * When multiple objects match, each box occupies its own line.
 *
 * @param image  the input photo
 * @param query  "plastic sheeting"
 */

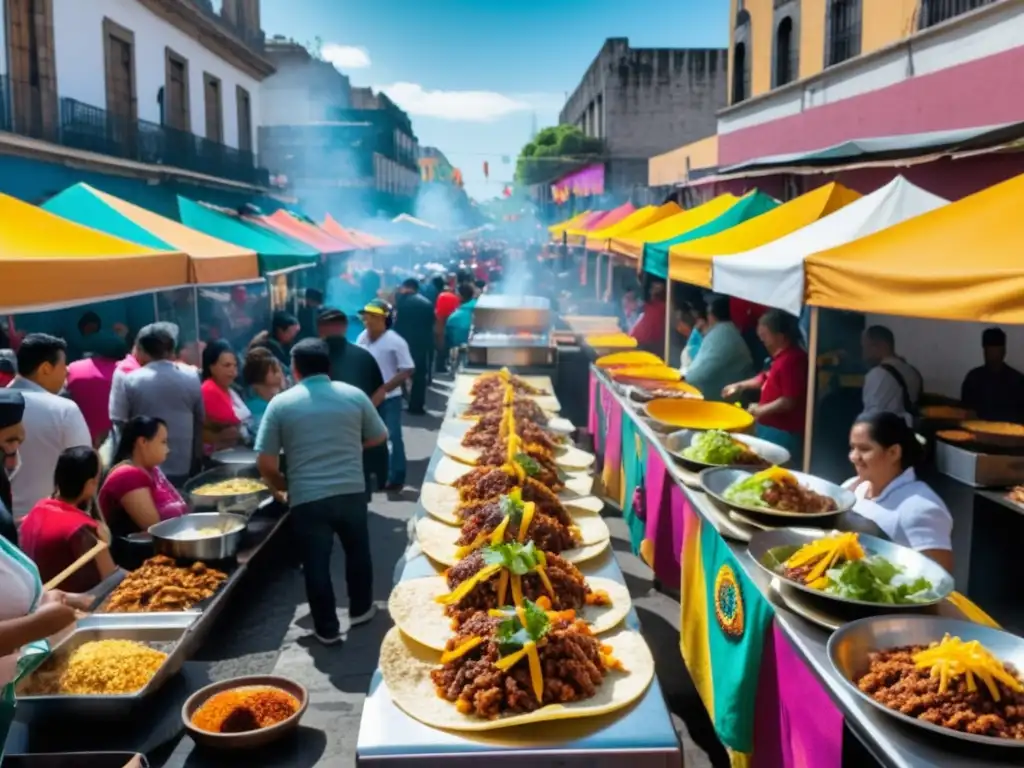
xmin=667 ymin=183 xmax=861 ymax=286
xmin=712 ymin=178 xmax=948 ymax=315
xmin=584 ymin=202 xmax=682 ymax=252
xmin=806 ymin=172 xmax=1024 ymax=323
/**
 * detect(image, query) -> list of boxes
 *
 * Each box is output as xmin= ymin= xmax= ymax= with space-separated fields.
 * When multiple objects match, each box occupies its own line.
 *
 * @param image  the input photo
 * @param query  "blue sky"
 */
xmin=261 ymin=1 xmax=729 ymax=200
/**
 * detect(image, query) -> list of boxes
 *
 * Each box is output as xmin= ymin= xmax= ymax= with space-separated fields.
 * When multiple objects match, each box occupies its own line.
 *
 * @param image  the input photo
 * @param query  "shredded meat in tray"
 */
xmin=456 ymin=500 xmax=577 ymax=553
xmin=444 ymin=551 xmax=589 ymax=626
xmin=456 ymin=471 xmax=572 ymax=525
xmin=471 ymin=376 xmax=542 ymax=397
xmin=856 ymin=646 xmax=1024 ymax=740
xmin=431 ymin=613 xmax=607 ymax=719
xmin=762 ymin=481 xmax=838 ymax=514
xmin=463 ymin=415 xmax=556 ymax=450
xmin=466 ymin=396 xmax=548 ymax=425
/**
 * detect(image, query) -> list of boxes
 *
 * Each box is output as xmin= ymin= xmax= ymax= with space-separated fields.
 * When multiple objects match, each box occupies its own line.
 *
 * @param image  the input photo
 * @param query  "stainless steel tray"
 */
xmin=16 ymin=613 xmax=195 ymax=717
xmin=183 ymin=465 xmax=270 ymax=518
xmin=828 ymin=615 xmax=1024 ymax=749
xmin=664 ymin=429 xmax=791 ymax=469
xmin=748 ymin=527 xmax=954 ymax=609
xmin=699 ymin=466 xmax=855 ymax=520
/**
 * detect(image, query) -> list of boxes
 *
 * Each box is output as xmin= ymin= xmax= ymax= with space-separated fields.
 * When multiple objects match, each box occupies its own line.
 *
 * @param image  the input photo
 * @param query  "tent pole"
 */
xmin=595 ymin=251 xmax=602 ymax=301
xmin=606 ymin=250 xmax=614 ymax=301
xmin=802 ymin=306 xmax=819 ymax=473
xmin=664 ymin=278 xmax=673 ymax=365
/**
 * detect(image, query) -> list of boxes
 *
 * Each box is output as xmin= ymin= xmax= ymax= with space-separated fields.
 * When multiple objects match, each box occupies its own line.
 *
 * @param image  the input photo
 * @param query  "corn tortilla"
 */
xmin=379 ymin=625 xmax=653 ymax=731
xmin=387 ymin=575 xmax=632 ymax=652
xmin=420 ymin=482 xmax=604 ymax=526
xmin=415 ymin=514 xmax=610 ymax=567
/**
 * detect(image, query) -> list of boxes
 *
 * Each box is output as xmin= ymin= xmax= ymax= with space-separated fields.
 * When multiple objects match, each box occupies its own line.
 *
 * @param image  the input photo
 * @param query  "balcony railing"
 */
xmin=919 ymin=0 xmax=998 ymax=29
xmin=59 ymin=97 xmax=270 ymax=187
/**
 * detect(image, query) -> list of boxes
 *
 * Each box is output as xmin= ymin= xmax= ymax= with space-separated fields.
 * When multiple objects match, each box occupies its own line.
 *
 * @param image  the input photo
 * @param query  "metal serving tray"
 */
xmin=700 ymin=467 xmax=855 ymax=520
xmin=16 ymin=613 xmax=195 ymax=718
xmin=182 ymin=464 xmax=270 ymax=518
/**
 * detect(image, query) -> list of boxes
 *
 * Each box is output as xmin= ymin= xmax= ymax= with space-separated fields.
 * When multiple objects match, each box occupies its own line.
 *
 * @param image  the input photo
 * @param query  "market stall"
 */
xmin=357 ymin=370 xmax=681 ymax=767
xmin=584 ymin=202 xmax=680 ymax=253
xmin=608 ymin=195 xmax=737 ymax=262
xmin=587 ymin=367 xmax=1013 ymax=768
xmin=322 ymin=213 xmax=390 ymax=249
xmin=564 ymin=202 xmax=636 ymax=247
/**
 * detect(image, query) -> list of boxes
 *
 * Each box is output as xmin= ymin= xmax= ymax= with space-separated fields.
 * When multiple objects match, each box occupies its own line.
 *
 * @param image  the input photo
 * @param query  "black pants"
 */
xmin=409 ymin=345 xmax=430 ymax=413
xmin=291 ymin=492 xmax=373 ymax=638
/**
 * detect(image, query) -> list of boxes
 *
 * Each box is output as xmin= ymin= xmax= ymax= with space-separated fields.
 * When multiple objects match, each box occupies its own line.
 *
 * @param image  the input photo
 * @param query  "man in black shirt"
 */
xmin=961 ymin=327 xmax=1024 ymax=423
xmin=318 ymin=308 xmax=388 ymax=495
xmin=393 ymin=278 xmax=436 ymax=415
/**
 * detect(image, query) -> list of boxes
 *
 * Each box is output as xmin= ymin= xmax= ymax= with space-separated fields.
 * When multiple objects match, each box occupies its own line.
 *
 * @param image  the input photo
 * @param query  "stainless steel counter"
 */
xmin=356 ymin=377 xmax=682 ymax=767
xmin=593 ymin=369 xmax=1024 ymax=768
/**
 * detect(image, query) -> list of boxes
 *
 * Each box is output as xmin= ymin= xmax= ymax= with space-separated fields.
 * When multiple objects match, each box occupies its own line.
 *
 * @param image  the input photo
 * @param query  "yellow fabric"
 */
xmin=948 ymin=591 xmax=1001 ymax=628
xmin=668 ymin=182 xmax=862 ymax=286
xmin=0 ymin=193 xmax=190 ymax=311
xmin=609 ymin=195 xmax=739 ymax=260
xmin=806 ymin=172 xmax=1024 ymax=322
xmin=729 ymin=750 xmax=753 ymax=768
xmin=679 ymin=513 xmax=714 ymax=718
xmin=548 ymin=210 xmax=591 ymax=237
xmin=584 ymin=202 xmax=682 ymax=252
xmin=85 ymin=185 xmax=260 ymax=284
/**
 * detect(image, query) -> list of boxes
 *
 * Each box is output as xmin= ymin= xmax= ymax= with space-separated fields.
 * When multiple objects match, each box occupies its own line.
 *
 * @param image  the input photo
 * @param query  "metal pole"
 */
xmin=802 ymin=306 xmax=820 ymax=473
xmin=595 ymin=251 xmax=603 ymax=301
xmin=193 ymin=286 xmax=201 ymax=350
xmin=664 ymin=278 xmax=673 ymax=366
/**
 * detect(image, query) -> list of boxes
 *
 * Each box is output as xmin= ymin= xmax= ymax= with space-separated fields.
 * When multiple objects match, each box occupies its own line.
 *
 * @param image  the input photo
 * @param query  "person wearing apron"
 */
xmin=840 ymin=412 xmax=954 ymax=573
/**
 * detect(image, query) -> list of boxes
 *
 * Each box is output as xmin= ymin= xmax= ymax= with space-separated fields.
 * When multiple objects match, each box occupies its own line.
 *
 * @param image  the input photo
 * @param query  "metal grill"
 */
xmin=919 ymin=0 xmax=998 ymax=29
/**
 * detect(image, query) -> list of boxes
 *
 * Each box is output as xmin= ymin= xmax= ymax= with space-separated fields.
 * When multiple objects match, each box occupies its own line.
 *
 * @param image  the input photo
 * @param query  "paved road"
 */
xmin=153 ymin=377 xmax=724 ymax=768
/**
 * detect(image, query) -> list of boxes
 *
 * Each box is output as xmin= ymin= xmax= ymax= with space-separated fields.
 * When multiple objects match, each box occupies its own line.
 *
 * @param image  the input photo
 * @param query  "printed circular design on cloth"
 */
xmin=714 ymin=564 xmax=745 ymax=640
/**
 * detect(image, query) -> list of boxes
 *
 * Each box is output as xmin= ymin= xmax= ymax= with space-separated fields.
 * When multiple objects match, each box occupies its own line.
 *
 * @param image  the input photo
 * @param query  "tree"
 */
xmin=514 ymin=125 xmax=604 ymax=187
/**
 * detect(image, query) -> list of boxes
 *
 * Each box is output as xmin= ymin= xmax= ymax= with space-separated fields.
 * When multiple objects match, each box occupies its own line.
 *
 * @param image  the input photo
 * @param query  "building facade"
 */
xmin=261 ymin=36 xmax=351 ymax=125
xmin=713 ymin=0 xmax=1023 ymax=199
xmin=0 ymin=0 xmax=274 ymax=202
xmin=560 ymin=38 xmax=728 ymax=193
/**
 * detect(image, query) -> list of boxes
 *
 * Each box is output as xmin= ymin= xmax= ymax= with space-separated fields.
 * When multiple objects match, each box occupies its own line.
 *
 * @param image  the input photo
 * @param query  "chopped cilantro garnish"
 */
xmin=496 ymin=599 xmax=551 ymax=651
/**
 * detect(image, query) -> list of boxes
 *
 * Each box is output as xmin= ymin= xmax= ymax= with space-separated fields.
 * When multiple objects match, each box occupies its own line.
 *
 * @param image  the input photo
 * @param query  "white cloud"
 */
xmin=375 ymin=82 xmax=557 ymax=123
xmin=321 ymin=43 xmax=371 ymax=70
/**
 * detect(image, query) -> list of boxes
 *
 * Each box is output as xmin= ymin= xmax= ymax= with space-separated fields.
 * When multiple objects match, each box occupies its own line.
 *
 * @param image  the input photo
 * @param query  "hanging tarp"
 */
xmin=713 ymin=177 xmax=948 ymax=315
xmin=584 ymin=202 xmax=681 ymax=252
xmin=43 ymin=183 xmax=259 ymax=284
xmin=178 ymin=196 xmax=319 ymax=275
xmin=566 ymin=203 xmax=636 ymax=246
xmin=644 ymin=192 xmax=780 ymax=279
xmin=260 ymin=210 xmax=357 ymax=254
xmin=609 ymin=195 xmax=739 ymax=261
xmin=666 ymin=183 xmax=861 ymax=286
xmin=0 ymin=193 xmax=188 ymax=312
xmin=805 ymin=172 xmax=1024 ymax=323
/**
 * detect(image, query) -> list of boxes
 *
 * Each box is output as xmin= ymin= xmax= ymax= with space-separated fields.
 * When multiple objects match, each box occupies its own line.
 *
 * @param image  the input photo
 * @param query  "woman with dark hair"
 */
xmin=722 ymin=309 xmax=808 ymax=462
xmin=98 ymin=416 xmax=187 ymax=539
xmin=843 ymin=412 xmax=953 ymax=571
xmin=201 ymin=340 xmax=249 ymax=452
xmin=0 ymin=390 xmax=26 ymax=545
xmin=242 ymin=347 xmax=284 ymax=433
xmin=20 ymin=447 xmax=117 ymax=592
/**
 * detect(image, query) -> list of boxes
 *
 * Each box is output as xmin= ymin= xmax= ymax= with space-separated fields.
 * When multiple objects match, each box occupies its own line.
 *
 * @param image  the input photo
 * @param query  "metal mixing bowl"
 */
xmin=183 ymin=465 xmax=270 ymax=517
xmin=148 ymin=513 xmax=247 ymax=561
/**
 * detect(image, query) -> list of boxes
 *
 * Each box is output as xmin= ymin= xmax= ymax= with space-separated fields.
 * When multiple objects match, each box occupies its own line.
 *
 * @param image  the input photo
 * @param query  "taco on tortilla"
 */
xmin=421 ymin=482 xmax=604 ymax=527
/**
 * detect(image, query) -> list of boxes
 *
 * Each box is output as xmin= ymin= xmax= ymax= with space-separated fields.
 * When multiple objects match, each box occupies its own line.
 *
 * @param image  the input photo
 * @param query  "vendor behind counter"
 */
xmin=960 ymin=327 xmax=1024 ymax=423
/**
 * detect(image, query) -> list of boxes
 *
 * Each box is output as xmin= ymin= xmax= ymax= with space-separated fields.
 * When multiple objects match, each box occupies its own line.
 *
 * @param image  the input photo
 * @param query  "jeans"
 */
xmin=291 ymin=493 xmax=373 ymax=638
xmin=379 ymin=396 xmax=406 ymax=485
xmin=408 ymin=345 xmax=430 ymax=413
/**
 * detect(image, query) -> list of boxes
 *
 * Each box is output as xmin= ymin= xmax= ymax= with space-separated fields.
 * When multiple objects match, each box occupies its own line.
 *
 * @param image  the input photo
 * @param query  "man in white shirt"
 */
xmin=860 ymin=325 xmax=922 ymax=426
xmin=8 ymin=334 xmax=91 ymax=520
xmin=356 ymin=300 xmax=414 ymax=491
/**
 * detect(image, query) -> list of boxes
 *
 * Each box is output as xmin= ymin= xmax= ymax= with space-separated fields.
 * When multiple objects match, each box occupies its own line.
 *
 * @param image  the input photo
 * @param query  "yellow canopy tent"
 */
xmin=584 ymin=202 xmax=682 ymax=252
xmin=806 ymin=172 xmax=1024 ymax=323
xmin=44 ymin=184 xmax=260 ymax=284
xmin=609 ymin=195 xmax=738 ymax=261
xmin=548 ymin=210 xmax=591 ymax=239
xmin=0 ymin=193 xmax=189 ymax=313
xmin=668 ymin=183 xmax=862 ymax=286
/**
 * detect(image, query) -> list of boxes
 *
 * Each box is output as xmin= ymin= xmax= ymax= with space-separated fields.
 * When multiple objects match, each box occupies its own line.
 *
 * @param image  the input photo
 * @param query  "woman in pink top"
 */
xmin=201 ymin=340 xmax=250 ymax=453
xmin=98 ymin=416 xmax=187 ymax=541
xmin=65 ymin=332 xmax=128 ymax=447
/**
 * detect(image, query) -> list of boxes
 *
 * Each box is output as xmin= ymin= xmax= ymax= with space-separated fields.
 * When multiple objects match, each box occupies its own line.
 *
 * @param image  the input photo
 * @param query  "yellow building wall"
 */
xmin=728 ymin=0 xmax=920 ymax=105
xmin=649 ymin=135 xmax=719 ymax=186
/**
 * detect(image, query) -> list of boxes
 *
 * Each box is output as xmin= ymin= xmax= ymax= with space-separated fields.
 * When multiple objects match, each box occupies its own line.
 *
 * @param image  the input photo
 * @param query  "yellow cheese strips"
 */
xmin=913 ymin=634 xmax=1024 ymax=701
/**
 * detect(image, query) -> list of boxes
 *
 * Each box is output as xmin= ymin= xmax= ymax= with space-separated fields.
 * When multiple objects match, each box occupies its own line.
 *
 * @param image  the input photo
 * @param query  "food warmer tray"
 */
xmin=15 ymin=613 xmax=195 ymax=718
xmin=934 ymin=438 xmax=1024 ymax=488
xmin=356 ymin=404 xmax=681 ymax=766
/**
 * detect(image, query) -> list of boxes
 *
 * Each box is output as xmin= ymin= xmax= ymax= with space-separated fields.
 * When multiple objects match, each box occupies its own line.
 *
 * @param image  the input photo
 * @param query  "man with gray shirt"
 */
xmin=109 ymin=324 xmax=203 ymax=485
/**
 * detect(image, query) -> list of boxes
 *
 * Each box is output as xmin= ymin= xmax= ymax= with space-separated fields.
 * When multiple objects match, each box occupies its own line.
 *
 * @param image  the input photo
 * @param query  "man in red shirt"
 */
xmin=628 ymin=280 xmax=667 ymax=356
xmin=722 ymin=309 xmax=807 ymax=463
xmin=434 ymin=286 xmax=461 ymax=373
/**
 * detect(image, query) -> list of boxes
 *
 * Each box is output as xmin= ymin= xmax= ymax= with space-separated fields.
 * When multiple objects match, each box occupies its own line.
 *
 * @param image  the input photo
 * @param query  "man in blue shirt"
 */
xmin=255 ymin=338 xmax=388 ymax=645
xmin=684 ymin=296 xmax=755 ymax=403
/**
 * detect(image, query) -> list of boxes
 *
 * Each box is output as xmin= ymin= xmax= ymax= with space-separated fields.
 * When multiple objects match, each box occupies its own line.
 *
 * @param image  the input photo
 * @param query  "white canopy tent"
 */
xmin=710 ymin=177 xmax=949 ymax=315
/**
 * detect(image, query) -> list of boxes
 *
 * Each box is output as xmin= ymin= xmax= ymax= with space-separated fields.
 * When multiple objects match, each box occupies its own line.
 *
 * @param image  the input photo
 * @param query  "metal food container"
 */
xmin=148 ymin=513 xmax=248 ymax=561
xmin=467 ymin=295 xmax=557 ymax=368
xmin=183 ymin=464 xmax=270 ymax=517
xmin=15 ymin=613 xmax=195 ymax=718
xmin=828 ymin=615 xmax=1024 ymax=749
xmin=209 ymin=447 xmax=258 ymax=467
xmin=665 ymin=429 xmax=791 ymax=469
xmin=699 ymin=466 xmax=855 ymax=520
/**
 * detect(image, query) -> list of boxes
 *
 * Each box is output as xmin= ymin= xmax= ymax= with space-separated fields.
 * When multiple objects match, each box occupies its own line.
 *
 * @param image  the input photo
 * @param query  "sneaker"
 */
xmin=315 ymin=632 xmax=343 ymax=646
xmin=350 ymin=604 xmax=378 ymax=627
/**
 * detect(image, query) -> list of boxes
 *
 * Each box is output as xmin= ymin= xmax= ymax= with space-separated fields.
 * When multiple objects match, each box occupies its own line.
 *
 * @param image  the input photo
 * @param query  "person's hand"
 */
xmin=62 ymin=593 xmax=97 ymax=612
xmin=747 ymin=403 xmax=762 ymax=418
xmin=722 ymin=383 xmax=741 ymax=400
xmin=121 ymin=756 xmax=145 ymax=768
xmin=371 ymin=388 xmax=386 ymax=407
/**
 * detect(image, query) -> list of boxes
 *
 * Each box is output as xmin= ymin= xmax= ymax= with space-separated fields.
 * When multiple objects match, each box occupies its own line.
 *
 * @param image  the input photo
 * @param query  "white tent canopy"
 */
xmin=711 ymin=177 xmax=948 ymax=315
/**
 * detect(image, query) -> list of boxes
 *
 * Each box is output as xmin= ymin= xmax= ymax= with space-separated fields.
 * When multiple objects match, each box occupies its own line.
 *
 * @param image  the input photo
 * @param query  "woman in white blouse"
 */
xmin=844 ymin=411 xmax=954 ymax=573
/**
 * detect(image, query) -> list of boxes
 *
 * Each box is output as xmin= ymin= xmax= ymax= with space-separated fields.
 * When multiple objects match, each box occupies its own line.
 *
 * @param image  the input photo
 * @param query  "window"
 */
xmin=236 ymin=85 xmax=252 ymax=152
xmin=825 ymin=0 xmax=861 ymax=67
xmin=732 ymin=42 xmax=748 ymax=103
xmin=774 ymin=18 xmax=794 ymax=86
xmin=103 ymin=18 xmax=137 ymax=148
xmin=7 ymin=0 xmax=58 ymax=139
xmin=203 ymin=72 xmax=223 ymax=143
xmin=919 ymin=0 xmax=997 ymax=29
xmin=164 ymin=48 xmax=190 ymax=132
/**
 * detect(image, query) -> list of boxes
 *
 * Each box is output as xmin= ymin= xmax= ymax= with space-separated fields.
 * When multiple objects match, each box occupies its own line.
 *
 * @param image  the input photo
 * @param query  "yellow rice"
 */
xmin=20 ymin=639 xmax=167 ymax=696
